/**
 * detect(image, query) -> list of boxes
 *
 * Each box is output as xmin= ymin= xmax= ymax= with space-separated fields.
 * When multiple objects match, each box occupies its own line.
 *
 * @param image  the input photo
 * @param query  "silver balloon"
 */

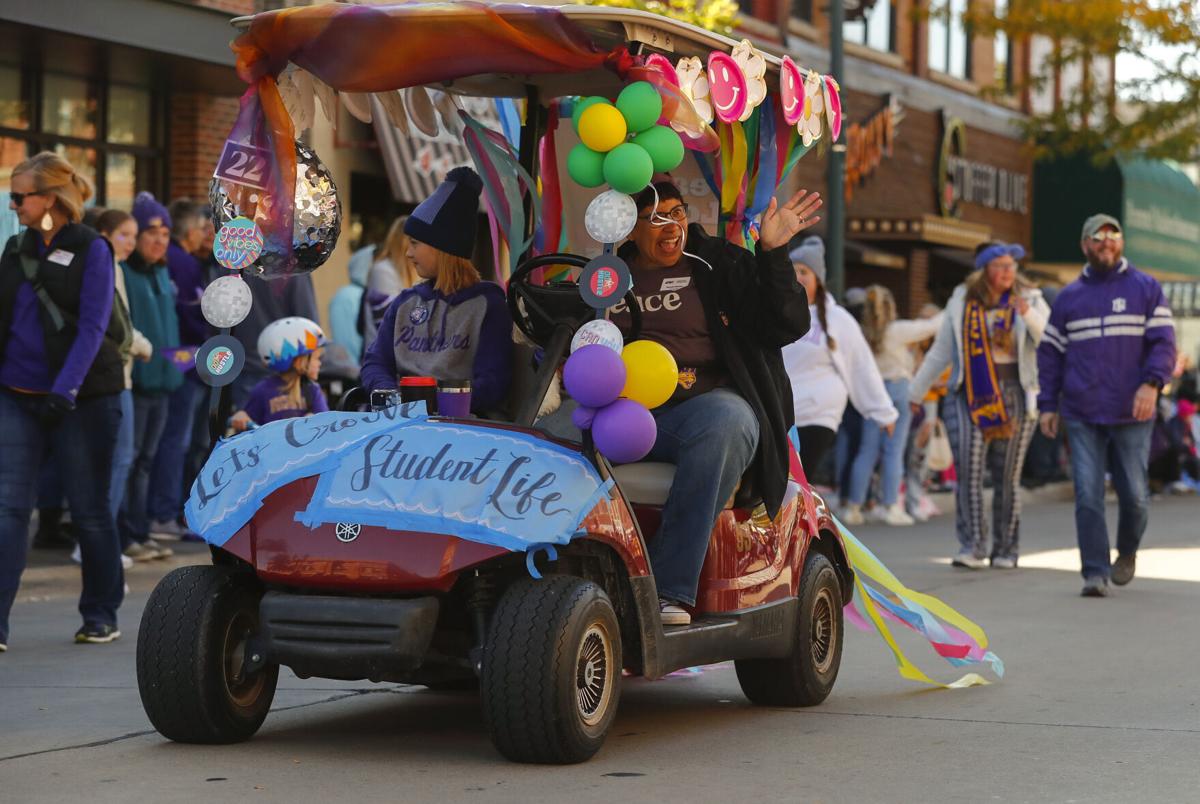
xmin=209 ymin=141 xmax=341 ymax=277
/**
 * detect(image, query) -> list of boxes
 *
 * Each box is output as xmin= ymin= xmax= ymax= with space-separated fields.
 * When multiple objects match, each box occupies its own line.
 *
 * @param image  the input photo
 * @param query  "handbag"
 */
xmin=925 ymin=418 xmax=954 ymax=472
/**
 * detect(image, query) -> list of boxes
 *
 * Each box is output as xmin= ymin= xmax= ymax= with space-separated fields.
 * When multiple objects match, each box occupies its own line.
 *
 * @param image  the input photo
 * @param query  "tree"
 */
xmin=957 ymin=0 xmax=1200 ymax=162
xmin=582 ymin=0 xmax=741 ymax=36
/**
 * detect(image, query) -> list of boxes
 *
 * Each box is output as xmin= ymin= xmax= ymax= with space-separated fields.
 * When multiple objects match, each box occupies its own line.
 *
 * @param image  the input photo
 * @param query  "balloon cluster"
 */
xmin=563 ymin=320 xmax=679 ymax=464
xmin=567 ymin=82 xmax=686 ymax=195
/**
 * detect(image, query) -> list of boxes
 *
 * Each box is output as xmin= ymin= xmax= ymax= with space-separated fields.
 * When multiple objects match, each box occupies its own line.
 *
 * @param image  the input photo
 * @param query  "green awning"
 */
xmin=1033 ymin=154 xmax=1200 ymax=277
xmin=1118 ymin=157 xmax=1200 ymax=277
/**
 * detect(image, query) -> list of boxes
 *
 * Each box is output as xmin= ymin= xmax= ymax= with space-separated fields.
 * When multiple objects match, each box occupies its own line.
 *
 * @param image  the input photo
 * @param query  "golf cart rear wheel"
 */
xmin=481 ymin=576 xmax=621 ymax=764
xmin=735 ymin=552 xmax=842 ymax=707
xmin=137 ymin=565 xmax=278 ymax=743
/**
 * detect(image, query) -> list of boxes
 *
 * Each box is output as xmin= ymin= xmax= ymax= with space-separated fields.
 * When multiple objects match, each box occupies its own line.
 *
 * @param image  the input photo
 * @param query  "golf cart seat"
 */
xmin=611 ymin=462 xmax=750 ymax=510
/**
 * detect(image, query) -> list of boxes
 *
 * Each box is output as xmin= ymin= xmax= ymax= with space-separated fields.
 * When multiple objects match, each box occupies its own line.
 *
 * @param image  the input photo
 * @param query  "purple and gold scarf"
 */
xmin=963 ymin=292 xmax=1015 ymax=442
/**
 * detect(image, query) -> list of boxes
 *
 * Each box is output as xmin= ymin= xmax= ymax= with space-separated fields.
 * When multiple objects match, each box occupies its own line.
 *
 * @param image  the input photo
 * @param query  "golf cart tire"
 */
xmin=481 ymin=576 xmax=622 ymax=764
xmin=137 ymin=565 xmax=279 ymax=743
xmin=735 ymin=552 xmax=843 ymax=707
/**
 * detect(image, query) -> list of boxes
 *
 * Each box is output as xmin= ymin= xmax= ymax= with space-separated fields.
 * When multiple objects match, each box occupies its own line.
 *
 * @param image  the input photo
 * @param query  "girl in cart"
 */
xmin=359 ymin=167 xmax=513 ymax=414
xmin=231 ymin=316 xmax=329 ymax=431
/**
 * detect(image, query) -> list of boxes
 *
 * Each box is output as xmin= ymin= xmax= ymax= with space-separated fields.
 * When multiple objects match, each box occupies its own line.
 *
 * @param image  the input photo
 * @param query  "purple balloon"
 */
xmin=563 ymin=344 xmax=626 ymax=408
xmin=572 ymin=405 xmax=597 ymax=430
xmin=593 ymin=398 xmax=657 ymax=464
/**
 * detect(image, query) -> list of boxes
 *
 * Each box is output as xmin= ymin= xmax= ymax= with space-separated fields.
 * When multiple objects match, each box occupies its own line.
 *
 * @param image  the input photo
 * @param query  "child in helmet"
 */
xmin=231 ymin=317 xmax=329 ymax=432
xmin=360 ymin=167 xmax=512 ymax=413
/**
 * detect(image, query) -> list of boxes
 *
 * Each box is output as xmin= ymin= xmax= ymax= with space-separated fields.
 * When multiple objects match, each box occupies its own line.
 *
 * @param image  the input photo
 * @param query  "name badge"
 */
xmin=661 ymin=276 xmax=691 ymax=292
xmin=47 ymin=249 xmax=74 ymax=266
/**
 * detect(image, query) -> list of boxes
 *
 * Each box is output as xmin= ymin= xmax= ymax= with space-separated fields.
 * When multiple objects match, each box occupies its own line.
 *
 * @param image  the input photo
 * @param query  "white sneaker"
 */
xmin=991 ymin=556 xmax=1018 ymax=569
xmin=73 ymin=545 xmax=134 ymax=570
xmin=952 ymin=550 xmax=988 ymax=570
xmin=659 ymin=599 xmax=691 ymax=626
xmin=878 ymin=503 xmax=914 ymax=526
xmin=841 ymin=504 xmax=864 ymax=526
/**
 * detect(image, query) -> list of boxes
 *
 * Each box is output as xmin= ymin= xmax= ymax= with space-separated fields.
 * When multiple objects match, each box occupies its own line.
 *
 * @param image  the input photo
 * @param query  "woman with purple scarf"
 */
xmin=908 ymin=242 xmax=1050 ymax=570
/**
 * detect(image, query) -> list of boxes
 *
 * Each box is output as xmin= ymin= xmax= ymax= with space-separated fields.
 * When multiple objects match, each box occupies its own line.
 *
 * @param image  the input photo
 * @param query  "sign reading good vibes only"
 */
xmin=185 ymin=404 xmax=611 ymax=552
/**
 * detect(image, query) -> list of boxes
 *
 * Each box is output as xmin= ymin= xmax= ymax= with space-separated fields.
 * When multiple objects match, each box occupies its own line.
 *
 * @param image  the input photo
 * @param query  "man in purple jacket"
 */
xmin=1037 ymin=214 xmax=1176 ymax=597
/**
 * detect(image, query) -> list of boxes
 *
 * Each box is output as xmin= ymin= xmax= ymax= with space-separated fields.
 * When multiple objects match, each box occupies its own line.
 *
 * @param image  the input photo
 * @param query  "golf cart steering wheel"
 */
xmin=507 ymin=253 xmax=641 ymax=347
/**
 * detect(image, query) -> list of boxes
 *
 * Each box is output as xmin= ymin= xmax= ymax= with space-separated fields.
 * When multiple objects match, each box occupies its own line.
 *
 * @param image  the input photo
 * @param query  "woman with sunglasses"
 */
xmin=0 ymin=152 xmax=128 ymax=650
xmin=610 ymin=180 xmax=821 ymax=626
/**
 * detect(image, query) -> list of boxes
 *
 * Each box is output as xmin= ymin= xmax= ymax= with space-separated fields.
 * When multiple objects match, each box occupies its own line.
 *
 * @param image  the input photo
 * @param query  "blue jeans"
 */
xmin=110 ymin=389 xmax=135 ymax=523
xmin=120 ymin=393 xmax=170 ymax=546
xmin=1062 ymin=418 xmax=1153 ymax=580
xmin=148 ymin=375 xmax=204 ymax=523
xmin=645 ymin=389 xmax=759 ymax=606
xmin=846 ymin=378 xmax=912 ymax=507
xmin=0 ymin=389 xmax=124 ymax=643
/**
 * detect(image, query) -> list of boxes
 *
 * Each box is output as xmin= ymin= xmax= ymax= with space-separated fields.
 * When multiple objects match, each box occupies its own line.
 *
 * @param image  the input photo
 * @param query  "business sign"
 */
xmin=938 ymin=114 xmax=1029 ymax=218
xmin=845 ymin=96 xmax=902 ymax=203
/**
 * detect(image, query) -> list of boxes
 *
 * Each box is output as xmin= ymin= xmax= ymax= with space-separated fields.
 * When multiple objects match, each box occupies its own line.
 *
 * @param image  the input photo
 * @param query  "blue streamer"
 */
xmin=525 ymin=543 xmax=559 ymax=579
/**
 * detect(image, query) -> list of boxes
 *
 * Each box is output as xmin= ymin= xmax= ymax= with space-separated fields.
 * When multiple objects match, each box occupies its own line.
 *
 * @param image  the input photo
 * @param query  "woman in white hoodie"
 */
xmin=909 ymin=242 xmax=1048 ymax=569
xmin=782 ymin=237 xmax=897 ymax=484
xmin=843 ymin=285 xmax=944 ymax=525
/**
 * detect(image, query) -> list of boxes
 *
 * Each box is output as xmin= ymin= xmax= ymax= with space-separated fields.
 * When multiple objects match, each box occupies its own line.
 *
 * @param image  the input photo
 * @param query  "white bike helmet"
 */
xmin=257 ymin=317 xmax=327 ymax=372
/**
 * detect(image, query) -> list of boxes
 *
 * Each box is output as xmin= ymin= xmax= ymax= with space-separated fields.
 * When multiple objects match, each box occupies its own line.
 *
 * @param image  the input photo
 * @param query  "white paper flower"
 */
xmin=674 ymin=56 xmax=713 ymax=126
xmin=799 ymin=70 xmax=825 ymax=146
xmin=730 ymin=39 xmax=767 ymax=122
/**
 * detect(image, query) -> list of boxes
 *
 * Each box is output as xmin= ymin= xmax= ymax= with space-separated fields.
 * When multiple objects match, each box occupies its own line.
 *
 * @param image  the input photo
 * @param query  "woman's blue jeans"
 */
xmin=645 ymin=389 xmax=759 ymax=607
xmin=0 ymin=389 xmax=124 ymax=643
xmin=846 ymin=378 xmax=912 ymax=507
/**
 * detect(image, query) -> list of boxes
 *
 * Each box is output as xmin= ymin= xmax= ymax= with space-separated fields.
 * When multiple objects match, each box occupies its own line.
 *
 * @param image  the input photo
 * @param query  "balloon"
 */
xmin=578 ymin=103 xmax=627 ymax=153
xmin=571 ymin=405 xmax=597 ymax=431
xmin=563 ymin=344 xmax=626 ymax=408
xmin=602 ymin=143 xmax=654 ymax=195
xmin=616 ymin=81 xmax=663 ymax=133
xmin=210 ymin=141 xmax=341 ymax=277
xmin=567 ymin=144 xmax=606 ymax=188
xmin=621 ymin=340 xmax=678 ymax=409
xmin=571 ymin=95 xmax=608 ymax=133
xmin=632 ymin=126 xmax=685 ymax=173
xmin=593 ymin=399 xmax=657 ymax=464
xmin=584 ymin=190 xmax=638 ymax=243
xmin=571 ymin=318 xmax=624 ymax=354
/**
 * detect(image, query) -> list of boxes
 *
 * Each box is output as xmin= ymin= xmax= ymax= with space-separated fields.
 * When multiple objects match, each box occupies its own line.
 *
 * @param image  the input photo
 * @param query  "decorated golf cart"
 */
xmin=136 ymin=2 xmax=1003 ymax=765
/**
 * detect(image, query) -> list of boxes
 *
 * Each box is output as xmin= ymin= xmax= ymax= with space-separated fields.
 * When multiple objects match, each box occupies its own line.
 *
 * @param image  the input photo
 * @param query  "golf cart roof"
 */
xmin=230 ymin=3 xmax=789 ymax=100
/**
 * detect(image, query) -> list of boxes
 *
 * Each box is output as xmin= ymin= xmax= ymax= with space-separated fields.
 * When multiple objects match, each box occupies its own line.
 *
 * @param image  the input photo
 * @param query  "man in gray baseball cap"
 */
xmin=1080 ymin=213 xmax=1122 ymax=241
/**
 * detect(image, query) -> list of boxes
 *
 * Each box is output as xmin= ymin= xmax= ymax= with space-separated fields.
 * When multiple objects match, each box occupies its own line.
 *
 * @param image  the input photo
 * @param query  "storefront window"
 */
xmin=1 ymin=137 xmax=29 ymax=243
xmin=0 ymin=66 xmax=30 ymax=130
xmin=42 ymin=74 xmax=99 ymax=140
xmin=105 ymin=152 xmax=137 ymax=211
xmin=928 ymin=0 xmax=970 ymax=80
xmin=792 ymin=0 xmax=813 ymax=22
xmin=845 ymin=0 xmax=894 ymax=52
xmin=54 ymin=144 xmax=98 ymax=205
xmin=107 ymin=85 xmax=152 ymax=146
xmin=994 ymin=0 xmax=1013 ymax=91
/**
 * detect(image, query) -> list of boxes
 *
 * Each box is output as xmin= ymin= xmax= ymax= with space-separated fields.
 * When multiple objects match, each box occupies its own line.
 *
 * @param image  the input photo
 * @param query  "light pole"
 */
xmin=826 ymin=0 xmax=847 ymax=300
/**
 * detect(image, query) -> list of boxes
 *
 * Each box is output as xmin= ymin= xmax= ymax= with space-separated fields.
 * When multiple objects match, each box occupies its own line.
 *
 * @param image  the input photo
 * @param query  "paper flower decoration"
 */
xmin=800 ymin=70 xmax=825 ymax=146
xmin=706 ymin=52 xmax=747 ymax=124
xmin=730 ymin=39 xmax=767 ymax=122
xmin=823 ymin=75 xmax=843 ymax=142
xmin=780 ymin=56 xmax=804 ymax=126
xmin=675 ymin=56 xmax=713 ymax=126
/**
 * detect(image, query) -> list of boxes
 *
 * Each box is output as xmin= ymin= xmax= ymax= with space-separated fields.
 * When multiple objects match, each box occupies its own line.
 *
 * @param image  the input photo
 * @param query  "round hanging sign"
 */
xmin=579 ymin=254 xmax=632 ymax=310
xmin=213 ymin=216 xmax=264 ymax=271
xmin=195 ymin=334 xmax=246 ymax=388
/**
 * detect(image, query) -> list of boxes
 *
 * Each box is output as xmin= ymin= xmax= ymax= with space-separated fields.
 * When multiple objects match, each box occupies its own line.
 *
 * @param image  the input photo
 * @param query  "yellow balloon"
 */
xmin=621 ymin=340 xmax=678 ymax=409
xmin=578 ymin=103 xmax=628 ymax=153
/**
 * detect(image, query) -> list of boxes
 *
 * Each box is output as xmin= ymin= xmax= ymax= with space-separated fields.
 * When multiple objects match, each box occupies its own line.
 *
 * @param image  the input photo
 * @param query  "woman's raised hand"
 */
xmin=759 ymin=189 xmax=823 ymax=251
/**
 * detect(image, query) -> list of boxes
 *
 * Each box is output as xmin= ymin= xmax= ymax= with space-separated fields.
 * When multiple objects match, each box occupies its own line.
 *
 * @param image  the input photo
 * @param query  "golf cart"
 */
xmin=136 ymin=3 xmax=853 ymax=764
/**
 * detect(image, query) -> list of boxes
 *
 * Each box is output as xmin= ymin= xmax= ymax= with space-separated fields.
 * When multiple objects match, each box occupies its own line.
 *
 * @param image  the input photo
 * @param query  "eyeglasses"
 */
xmin=639 ymin=203 xmax=689 ymax=224
xmin=9 ymin=191 xmax=42 ymax=207
xmin=1089 ymin=231 xmax=1123 ymax=243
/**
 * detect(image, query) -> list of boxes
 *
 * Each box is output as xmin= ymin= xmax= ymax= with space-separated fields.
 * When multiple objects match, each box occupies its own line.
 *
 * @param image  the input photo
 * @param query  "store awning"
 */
xmin=1033 ymin=154 xmax=1200 ymax=278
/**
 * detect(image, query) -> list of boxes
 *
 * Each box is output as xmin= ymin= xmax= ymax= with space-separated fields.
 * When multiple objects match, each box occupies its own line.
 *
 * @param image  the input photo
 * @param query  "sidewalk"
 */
xmin=17 ymin=540 xmax=211 ymax=603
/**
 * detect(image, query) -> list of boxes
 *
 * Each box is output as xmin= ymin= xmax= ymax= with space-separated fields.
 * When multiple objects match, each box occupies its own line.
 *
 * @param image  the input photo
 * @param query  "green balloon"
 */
xmin=616 ymin=81 xmax=663 ymax=133
xmin=571 ymin=96 xmax=608 ymax=133
xmin=567 ymin=144 xmax=606 ymax=188
xmin=602 ymin=143 xmax=654 ymax=195
xmin=633 ymin=125 xmax=685 ymax=173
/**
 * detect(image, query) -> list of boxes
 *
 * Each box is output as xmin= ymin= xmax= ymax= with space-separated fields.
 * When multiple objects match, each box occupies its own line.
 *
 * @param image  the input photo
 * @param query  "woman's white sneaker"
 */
xmin=878 ymin=503 xmax=914 ymax=526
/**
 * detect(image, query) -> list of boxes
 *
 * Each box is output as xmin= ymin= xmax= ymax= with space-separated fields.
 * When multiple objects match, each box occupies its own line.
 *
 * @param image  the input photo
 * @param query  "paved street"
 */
xmin=2 ymin=495 xmax=1199 ymax=803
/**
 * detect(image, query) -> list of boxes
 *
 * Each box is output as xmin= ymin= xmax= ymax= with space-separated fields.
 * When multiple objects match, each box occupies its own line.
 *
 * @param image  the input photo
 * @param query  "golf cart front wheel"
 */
xmin=481 ymin=576 xmax=622 ymax=764
xmin=136 ymin=565 xmax=278 ymax=743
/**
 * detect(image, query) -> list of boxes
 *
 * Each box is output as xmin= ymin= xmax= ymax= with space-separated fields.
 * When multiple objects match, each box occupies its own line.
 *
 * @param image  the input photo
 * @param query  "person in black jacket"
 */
xmin=0 ymin=152 xmax=126 ymax=648
xmin=611 ymin=180 xmax=820 ymax=625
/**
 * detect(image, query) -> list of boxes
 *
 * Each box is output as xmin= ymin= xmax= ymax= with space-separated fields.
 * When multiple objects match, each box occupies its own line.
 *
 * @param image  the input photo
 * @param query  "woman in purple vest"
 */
xmin=0 ymin=152 xmax=127 ymax=649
